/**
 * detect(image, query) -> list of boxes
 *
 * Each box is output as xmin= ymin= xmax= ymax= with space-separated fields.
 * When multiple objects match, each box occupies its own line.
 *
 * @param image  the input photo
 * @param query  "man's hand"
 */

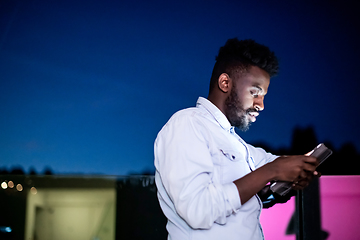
xmin=268 ymin=155 xmax=319 ymax=190
xmin=234 ymin=154 xmax=319 ymax=205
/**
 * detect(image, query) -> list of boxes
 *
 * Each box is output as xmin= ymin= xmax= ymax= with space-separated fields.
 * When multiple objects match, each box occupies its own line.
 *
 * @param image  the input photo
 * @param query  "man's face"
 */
xmin=224 ymin=65 xmax=270 ymax=131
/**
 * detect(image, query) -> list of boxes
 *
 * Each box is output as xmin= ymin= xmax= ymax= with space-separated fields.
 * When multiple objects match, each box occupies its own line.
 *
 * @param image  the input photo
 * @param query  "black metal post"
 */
xmin=295 ymin=177 xmax=322 ymax=240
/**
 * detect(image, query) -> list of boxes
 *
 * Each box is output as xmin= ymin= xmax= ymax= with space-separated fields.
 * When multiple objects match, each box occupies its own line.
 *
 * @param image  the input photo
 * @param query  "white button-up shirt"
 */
xmin=154 ymin=97 xmax=278 ymax=240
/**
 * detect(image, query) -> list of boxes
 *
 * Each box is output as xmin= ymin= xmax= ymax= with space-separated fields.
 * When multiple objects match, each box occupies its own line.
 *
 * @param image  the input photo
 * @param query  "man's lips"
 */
xmin=248 ymin=111 xmax=259 ymax=122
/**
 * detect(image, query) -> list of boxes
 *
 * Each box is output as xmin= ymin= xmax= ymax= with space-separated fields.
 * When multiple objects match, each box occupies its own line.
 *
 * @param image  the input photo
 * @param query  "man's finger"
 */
xmin=303 ymin=162 xmax=317 ymax=172
xmin=303 ymin=156 xmax=318 ymax=164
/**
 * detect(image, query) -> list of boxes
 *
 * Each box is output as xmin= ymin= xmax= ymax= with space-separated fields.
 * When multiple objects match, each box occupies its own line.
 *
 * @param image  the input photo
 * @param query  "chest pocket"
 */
xmin=220 ymin=149 xmax=238 ymax=161
xmin=216 ymin=148 xmax=252 ymax=183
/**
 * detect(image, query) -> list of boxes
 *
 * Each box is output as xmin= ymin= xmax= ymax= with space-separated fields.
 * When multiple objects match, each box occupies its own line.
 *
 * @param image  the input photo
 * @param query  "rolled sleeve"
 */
xmin=221 ymin=182 xmax=242 ymax=214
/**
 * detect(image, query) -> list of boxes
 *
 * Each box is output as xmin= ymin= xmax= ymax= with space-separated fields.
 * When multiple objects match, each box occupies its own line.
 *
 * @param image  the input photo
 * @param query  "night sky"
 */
xmin=1 ymin=0 xmax=359 ymax=175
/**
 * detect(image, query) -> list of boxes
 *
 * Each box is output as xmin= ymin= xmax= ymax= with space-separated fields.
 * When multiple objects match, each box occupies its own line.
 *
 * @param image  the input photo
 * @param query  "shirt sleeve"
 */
xmin=154 ymin=112 xmax=241 ymax=229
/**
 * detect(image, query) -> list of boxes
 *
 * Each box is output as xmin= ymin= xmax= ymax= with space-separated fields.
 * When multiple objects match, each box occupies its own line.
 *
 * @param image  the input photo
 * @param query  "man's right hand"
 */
xmin=268 ymin=155 xmax=318 ymax=185
xmin=234 ymin=154 xmax=318 ymax=205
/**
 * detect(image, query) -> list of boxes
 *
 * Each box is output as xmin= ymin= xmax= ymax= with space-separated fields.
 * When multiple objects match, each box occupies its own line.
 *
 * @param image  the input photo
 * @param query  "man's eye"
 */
xmin=250 ymin=91 xmax=259 ymax=97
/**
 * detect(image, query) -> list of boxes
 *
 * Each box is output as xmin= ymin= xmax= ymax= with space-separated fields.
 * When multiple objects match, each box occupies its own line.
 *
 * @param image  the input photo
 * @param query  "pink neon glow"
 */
xmin=260 ymin=196 xmax=296 ymax=240
xmin=260 ymin=176 xmax=360 ymax=240
xmin=320 ymin=176 xmax=360 ymax=240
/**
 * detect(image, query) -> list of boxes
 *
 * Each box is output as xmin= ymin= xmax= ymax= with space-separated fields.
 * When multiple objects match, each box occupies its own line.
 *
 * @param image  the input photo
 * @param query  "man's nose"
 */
xmin=254 ymin=97 xmax=264 ymax=111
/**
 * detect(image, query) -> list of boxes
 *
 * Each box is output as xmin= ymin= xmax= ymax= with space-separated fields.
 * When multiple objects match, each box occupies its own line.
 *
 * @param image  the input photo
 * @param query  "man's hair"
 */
xmin=209 ymin=38 xmax=279 ymax=92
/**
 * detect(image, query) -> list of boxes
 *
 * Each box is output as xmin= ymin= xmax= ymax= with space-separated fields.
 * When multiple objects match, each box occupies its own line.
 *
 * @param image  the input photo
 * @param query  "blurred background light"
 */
xmin=30 ymin=186 xmax=37 ymax=194
xmin=1 ymin=181 xmax=7 ymax=189
xmin=0 ymin=226 xmax=12 ymax=233
xmin=16 ymin=183 xmax=23 ymax=191
xmin=8 ymin=181 xmax=14 ymax=188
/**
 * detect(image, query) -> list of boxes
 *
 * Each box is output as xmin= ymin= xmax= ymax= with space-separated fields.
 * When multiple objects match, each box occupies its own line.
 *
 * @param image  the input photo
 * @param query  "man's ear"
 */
xmin=218 ymin=73 xmax=231 ymax=93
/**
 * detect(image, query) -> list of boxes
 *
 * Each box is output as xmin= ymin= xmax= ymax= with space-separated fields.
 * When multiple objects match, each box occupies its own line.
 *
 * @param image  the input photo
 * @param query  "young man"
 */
xmin=154 ymin=38 xmax=318 ymax=240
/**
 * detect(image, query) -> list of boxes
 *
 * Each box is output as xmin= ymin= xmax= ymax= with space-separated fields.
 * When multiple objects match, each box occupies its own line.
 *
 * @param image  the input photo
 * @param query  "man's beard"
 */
xmin=224 ymin=88 xmax=257 ymax=132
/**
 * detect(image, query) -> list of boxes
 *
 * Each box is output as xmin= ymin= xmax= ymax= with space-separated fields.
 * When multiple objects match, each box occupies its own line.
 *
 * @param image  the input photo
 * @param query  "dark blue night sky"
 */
xmin=1 ymin=0 xmax=359 ymax=175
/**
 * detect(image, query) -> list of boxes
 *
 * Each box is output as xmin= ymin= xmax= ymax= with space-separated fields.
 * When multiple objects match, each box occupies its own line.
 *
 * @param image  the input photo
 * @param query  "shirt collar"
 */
xmin=196 ymin=97 xmax=233 ymax=132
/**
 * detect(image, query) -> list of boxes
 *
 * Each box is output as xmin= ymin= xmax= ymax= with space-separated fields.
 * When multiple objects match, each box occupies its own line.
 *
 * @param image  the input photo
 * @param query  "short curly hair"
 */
xmin=209 ymin=38 xmax=279 ymax=92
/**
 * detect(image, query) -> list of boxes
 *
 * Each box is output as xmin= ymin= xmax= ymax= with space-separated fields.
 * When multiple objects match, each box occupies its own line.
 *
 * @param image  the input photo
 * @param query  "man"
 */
xmin=154 ymin=38 xmax=318 ymax=240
